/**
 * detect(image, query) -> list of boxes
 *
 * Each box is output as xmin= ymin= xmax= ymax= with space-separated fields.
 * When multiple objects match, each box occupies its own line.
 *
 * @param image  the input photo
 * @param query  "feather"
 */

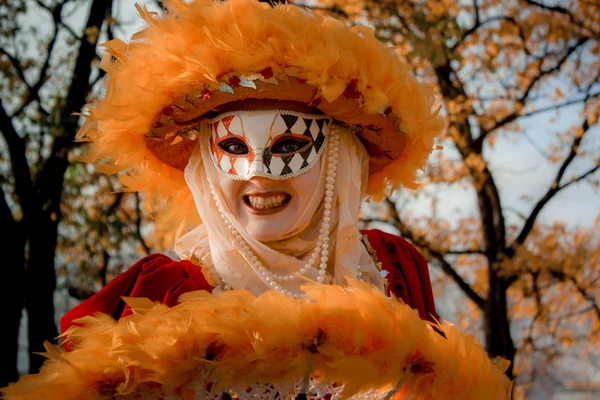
xmin=2 ymin=282 xmax=511 ymax=399
xmin=73 ymin=0 xmax=444 ymax=248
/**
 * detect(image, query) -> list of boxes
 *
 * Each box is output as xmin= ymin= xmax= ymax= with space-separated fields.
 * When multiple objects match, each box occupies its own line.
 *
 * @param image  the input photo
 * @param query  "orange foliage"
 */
xmin=332 ymin=0 xmax=600 ymax=393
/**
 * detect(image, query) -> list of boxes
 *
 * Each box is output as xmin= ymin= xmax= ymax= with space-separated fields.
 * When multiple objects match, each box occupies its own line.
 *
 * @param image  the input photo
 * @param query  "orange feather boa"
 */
xmin=3 ymin=282 xmax=511 ymax=399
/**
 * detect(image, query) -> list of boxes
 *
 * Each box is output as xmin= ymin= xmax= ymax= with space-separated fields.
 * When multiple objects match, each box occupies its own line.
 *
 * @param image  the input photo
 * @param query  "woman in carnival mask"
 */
xmin=4 ymin=1 xmax=513 ymax=399
xmin=59 ymin=12 xmax=442 ymax=327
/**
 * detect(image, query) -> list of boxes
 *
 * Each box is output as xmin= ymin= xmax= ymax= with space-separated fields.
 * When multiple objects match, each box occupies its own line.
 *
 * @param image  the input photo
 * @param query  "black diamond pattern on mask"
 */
xmin=263 ymin=147 xmax=273 ymax=174
xmin=299 ymin=144 xmax=314 ymax=169
xmin=281 ymin=114 xmax=299 ymax=134
xmin=280 ymin=154 xmax=294 ymax=176
xmin=314 ymin=131 xmax=325 ymax=153
xmin=303 ymin=118 xmax=313 ymax=137
xmin=315 ymin=118 xmax=326 ymax=137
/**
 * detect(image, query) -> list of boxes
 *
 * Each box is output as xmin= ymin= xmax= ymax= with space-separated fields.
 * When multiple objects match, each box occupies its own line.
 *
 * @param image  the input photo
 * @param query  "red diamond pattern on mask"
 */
xmin=228 ymin=156 xmax=238 ymax=176
xmin=213 ymin=122 xmax=221 ymax=141
xmin=210 ymin=135 xmax=224 ymax=164
xmin=222 ymin=115 xmax=234 ymax=133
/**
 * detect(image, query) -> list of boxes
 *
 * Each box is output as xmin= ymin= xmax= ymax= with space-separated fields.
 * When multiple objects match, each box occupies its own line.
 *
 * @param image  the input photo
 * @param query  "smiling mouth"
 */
xmin=243 ymin=193 xmax=291 ymax=215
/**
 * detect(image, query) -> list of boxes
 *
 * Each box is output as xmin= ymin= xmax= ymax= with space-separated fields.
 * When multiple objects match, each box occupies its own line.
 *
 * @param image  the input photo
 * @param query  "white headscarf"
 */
xmin=174 ymin=123 xmax=384 ymax=295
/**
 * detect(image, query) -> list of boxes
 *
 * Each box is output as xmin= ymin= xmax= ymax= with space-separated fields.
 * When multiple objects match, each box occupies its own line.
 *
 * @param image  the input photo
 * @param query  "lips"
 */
xmin=243 ymin=192 xmax=291 ymax=215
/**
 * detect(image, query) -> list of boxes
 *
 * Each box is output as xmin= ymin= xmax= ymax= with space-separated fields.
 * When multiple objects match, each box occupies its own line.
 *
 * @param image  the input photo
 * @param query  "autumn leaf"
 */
xmin=554 ymin=88 xmax=564 ymax=99
xmin=85 ymin=26 xmax=100 ymax=44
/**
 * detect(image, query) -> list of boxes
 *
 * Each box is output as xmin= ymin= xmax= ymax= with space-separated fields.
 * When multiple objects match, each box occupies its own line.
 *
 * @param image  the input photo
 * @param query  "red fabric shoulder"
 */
xmin=360 ymin=229 xmax=438 ymax=323
xmin=60 ymin=239 xmax=437 ymax=333
xmin=60 ymin=254 xmax=213 ymax=334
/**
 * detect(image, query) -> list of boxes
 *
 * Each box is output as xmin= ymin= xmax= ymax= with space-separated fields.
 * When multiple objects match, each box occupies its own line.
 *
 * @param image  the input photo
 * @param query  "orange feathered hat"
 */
xmin=77 ymin=0 xmax=444 ymax=238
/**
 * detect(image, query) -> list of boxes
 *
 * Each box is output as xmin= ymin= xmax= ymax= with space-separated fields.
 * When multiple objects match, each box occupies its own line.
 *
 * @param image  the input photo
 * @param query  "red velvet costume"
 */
xmin=61 ymin=229 xmax=437 ymax=334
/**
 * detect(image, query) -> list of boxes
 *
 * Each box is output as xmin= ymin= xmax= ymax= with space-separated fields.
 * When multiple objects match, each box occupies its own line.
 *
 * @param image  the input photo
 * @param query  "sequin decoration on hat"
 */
xmin=207 ymin=110 xmax=331 ymax=180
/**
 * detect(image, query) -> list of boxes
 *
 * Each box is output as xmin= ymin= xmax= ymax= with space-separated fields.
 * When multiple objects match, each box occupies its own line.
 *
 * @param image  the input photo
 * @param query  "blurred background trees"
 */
xmin=1 ymin=0 xmax=598 ymax=398
xmin=323 ymin=0 xmax=600 ymax=396
xmin=0 ymin=0 xmax=154 ymax=385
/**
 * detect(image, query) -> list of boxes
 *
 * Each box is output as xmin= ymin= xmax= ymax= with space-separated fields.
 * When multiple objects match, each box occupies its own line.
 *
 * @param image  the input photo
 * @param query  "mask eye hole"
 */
xmin=270 ymin=136 xmax=312 ymax=154
xmin=219 ymin=137 xmax=249 ymax=155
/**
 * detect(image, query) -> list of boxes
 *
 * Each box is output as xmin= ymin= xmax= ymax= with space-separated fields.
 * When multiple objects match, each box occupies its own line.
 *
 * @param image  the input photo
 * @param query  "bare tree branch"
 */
xmin=550 ymin=270 xmax=600 ymax=320
xmin=35 ymin=0 xmax=113 ymax=216
xmin=99 ymin=250 xmax=111 ymax=287
xmin=558 ymin=165 xmax=600 ymax=191
xmin=94 ymin=190 xmax=124 ymax=287
xmin=373 ymin=198 xmax=487 ymax=309
xmin=134 ymin=192 xmax=151 ymax=255
xmin=0 ymin=184 xmax=16 ymax=230
xmin=524 ymin=270 xmax=544 ymax=350
xmin=509 ymin=117 xmax=597 ymax=252
xmin=12 ymin=1 xmax=66 ymax=117
xmin=38 ymin=0 xmax=81 ymax=39
xmin=434 ymin=55 xmax=508 ymax=260
xmin=293 ymin=2 xmax=349 ymax=18
xmin=0 ymin=100 xmax=39 ymax=219
xmin=0 ymin=47 xmax=30 ymax=89
xmin=523 ymin=0 xmax=598 ymax=36
xmin=476 ymin=37 xmax=589 ymax=147
xmin=446 ymin=249 xmax=485 ymax=255
xmin=396 ymin=224 xmax=486 ymax=309
xmin=523 ymin=0 xmax=571 ymax=15
xmin=67 ymin=285 xmax=96 ymax=301
xmin=520 ymin=92 xmax=600 ymax=121
xmin=59 ymin=21 xmax=80 ymax=39
xmin=452 ymin=16 xmax=520 ymax=52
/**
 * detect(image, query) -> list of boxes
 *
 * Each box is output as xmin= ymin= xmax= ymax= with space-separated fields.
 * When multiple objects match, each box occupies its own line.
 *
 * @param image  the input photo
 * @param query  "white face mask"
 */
xmin=207 ymin=110 xmax=332 ymax=180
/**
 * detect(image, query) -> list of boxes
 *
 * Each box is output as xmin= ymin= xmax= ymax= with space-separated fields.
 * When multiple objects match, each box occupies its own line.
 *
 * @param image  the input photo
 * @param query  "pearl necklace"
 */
xmin=208 ymin=126 xmax=340 ymax=298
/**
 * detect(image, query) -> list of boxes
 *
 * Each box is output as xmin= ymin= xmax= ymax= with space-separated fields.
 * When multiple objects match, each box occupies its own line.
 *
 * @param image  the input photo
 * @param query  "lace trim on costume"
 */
xmin=361 ymin=234 xmax=389 ymax=295
xmin=189 ymin=254 xmax=218 ymax=287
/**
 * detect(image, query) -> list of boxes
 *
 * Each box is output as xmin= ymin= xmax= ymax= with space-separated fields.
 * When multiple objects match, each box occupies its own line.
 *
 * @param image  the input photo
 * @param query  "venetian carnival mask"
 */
xmin=207 ymin=111 xmax=332 ymax=180
xmin=205 ymin=109 xmax=332 ymax=242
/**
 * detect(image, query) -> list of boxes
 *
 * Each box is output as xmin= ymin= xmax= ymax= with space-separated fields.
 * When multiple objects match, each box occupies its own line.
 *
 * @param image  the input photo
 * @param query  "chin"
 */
xmin=244 ymin=224 xmax=289 ymax=242
xmin=241 ymin=209 xmax=295 ymax=242
xmin=238 ymin=193 xmax=297 ymax=241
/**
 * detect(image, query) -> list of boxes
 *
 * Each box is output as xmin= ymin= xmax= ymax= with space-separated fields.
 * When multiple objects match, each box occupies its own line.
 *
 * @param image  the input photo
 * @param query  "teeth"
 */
xmin=247 ymin=194 xmax=286 ymax=209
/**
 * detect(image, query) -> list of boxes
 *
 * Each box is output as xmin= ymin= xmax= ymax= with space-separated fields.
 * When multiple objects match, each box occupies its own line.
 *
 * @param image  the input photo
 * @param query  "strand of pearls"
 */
xmin=208 ymin=126 xmax=340 ymax=298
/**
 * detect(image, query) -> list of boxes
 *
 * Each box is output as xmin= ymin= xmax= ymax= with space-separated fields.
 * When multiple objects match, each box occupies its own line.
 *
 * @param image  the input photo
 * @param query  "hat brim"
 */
xmin=145 ymin=77 xmax=406 ymax=176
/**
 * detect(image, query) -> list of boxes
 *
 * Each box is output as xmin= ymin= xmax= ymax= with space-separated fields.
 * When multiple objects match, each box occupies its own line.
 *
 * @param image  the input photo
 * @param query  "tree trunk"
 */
xmin=25 ymin=217 xmax=59 ymax=373
xmin=0 ymin=189 xmax=25 ymax=387
xmin=21 ymin=0 xmax=113 ymax=374
xmin=485 ymin=270 xmax=516 ymax=378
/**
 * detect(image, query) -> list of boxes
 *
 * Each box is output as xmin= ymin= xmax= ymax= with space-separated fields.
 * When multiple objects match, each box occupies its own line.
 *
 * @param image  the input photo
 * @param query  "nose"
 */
xmin=249 ymin=176 xmax=274 ymax=188
xmin=250 ymin=159 xmax=264 ymax=174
